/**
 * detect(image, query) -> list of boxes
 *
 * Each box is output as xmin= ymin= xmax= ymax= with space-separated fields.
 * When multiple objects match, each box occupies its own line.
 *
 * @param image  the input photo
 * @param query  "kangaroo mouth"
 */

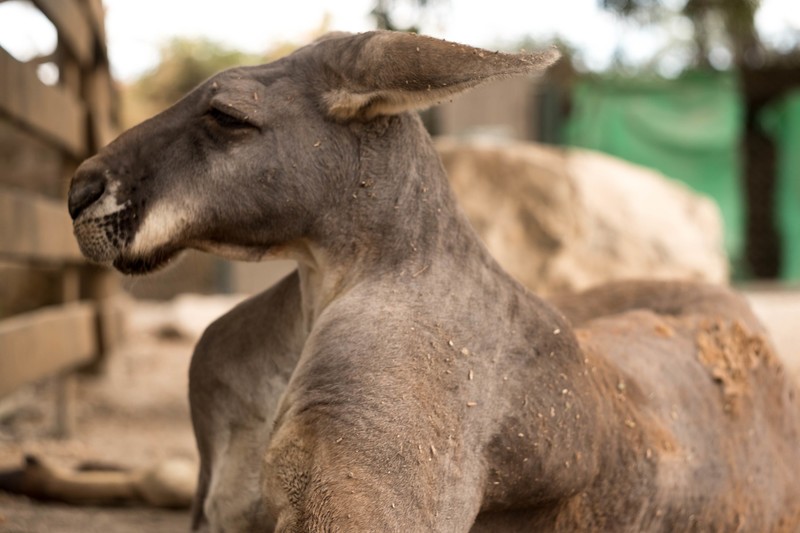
xmin=71 ymin=197 xmax=184 ymax=275
xmin=73 ymin=215 xmax=181 ymax=275
xmin=73 ymin=214 xmax=130 ymax=265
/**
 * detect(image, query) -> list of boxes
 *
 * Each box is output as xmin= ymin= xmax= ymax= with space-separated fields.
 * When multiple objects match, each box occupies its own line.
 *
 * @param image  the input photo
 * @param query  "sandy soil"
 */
xmin=0 ymin=288 xmax=797 ymax=532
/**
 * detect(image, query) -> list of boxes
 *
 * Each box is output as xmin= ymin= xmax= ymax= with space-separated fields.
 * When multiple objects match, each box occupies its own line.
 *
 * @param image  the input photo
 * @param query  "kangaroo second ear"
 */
xmin=315 ymin=31 xmax=560 ymax=121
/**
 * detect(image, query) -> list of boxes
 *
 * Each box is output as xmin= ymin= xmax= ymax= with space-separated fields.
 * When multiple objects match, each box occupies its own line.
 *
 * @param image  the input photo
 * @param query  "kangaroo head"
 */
xmin=68 ymin=31 xmax=558 ymax=275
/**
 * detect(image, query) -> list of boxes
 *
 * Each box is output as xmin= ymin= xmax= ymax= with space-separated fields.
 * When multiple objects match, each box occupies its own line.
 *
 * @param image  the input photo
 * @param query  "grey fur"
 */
xmin=68 ymin=31 xmax=800 ymax=532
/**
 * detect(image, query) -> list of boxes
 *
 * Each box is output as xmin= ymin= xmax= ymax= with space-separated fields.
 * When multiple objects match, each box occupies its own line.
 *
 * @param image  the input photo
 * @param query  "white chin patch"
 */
xmin=129 ymin=201 xmax=193 ymax=257
xmin=129 ymin=200 xmax=278 ymax=264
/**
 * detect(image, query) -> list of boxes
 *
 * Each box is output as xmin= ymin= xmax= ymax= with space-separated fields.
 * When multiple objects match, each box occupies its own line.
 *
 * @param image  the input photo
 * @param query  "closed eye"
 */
xmin=206 ymin=106 xmax=258 ymax=130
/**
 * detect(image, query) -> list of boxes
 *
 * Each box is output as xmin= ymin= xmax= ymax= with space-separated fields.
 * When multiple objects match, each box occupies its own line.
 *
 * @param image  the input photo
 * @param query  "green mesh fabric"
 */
xmin=565 ymin=73 xmax=744 ymax=274
xmin=759 ymin=89 xmax=800 ymax=281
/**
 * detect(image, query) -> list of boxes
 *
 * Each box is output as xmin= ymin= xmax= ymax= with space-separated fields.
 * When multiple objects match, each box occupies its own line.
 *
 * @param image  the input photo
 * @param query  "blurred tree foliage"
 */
xmin=120 ymin=16 xmax=331 ymax=128
xmin=122 ymin=38 xmax=263 ymax=127
xmin=137 ymin=39 xmax=264 ymax=108
xmin=371 ymin=0 xmax=445 ymax=33
xmin=601 ymin=0 xmax=763 ymax=67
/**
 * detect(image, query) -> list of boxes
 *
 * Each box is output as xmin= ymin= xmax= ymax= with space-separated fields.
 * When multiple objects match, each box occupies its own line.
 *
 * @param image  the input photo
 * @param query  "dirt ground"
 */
xmin=0 ymin=288 xmax=798 ymax=532
xmin=0 ymin=298 xmax=206 ymax=533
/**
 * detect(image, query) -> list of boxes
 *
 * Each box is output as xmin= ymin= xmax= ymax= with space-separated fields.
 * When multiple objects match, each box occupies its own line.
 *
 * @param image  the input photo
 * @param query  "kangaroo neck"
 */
xmin=280 ymin=114 xmax=506 ymax=332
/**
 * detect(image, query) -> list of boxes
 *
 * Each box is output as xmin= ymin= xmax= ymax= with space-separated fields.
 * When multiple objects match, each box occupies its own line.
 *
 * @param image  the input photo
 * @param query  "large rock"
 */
xmin=438 ymin=139 xmax=728 ymax=295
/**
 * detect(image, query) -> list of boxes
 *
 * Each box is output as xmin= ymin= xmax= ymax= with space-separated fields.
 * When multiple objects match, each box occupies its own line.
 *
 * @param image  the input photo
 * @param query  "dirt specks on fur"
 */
xmin=696 ymin=320 xmax=779 ymax=415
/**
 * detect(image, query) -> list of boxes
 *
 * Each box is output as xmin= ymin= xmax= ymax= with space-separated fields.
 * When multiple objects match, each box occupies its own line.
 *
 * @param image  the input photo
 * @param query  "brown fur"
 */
xmin=65 ymin=31 xmax=800 ymax=532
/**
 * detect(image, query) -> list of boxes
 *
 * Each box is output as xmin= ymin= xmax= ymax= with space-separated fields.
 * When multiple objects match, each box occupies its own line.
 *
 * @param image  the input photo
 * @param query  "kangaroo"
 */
xmin=67 ymin=31 xmax=800 ymax=532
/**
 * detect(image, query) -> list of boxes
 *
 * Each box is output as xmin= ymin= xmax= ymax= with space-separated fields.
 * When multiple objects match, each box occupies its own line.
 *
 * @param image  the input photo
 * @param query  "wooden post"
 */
xmin=52 ymin=39 xmax=83 ymax=438
xmin=80 ymin=11 xmax=123 ymax=374
xmin=52 ymin=371 xmax=77 ymax=439
xmin=81 ymin=266 xmax=123 ymax=375
xmin=56 ymin=266 xmax=79 ymax=440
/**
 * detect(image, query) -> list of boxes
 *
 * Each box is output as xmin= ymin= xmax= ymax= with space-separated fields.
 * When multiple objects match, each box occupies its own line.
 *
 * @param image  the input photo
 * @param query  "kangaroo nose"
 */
xmin=68 ymin=164 xmax=107 ymax=220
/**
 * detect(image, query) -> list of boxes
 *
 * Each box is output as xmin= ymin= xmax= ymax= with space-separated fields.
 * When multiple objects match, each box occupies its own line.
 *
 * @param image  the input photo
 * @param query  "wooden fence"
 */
xmin=0 ymin=0 xmax=122 ymax=435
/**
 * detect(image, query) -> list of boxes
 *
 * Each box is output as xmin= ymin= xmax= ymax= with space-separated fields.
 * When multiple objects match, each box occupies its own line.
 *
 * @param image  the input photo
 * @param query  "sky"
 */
xmin=96 ymin=0 xmax=627 ymax=79
xmin=0 ymin=0 xmax=799 ymax=82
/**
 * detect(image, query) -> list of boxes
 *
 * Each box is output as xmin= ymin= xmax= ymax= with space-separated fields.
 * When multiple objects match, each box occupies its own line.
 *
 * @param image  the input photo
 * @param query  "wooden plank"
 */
xmin=31 ymin=0 xmax=93 ymax=67
xmin=0 ymin=261 xmax=63 ymax=320
xmin=0 ymin=187 xmax=83 ymax=263
xmin=0 ymin=302 xmax=97 ymax=397
xmin=0 ymin=48 xmax=87 ymax=157
xmin=0 ymin=121 xmax=65 ymax=199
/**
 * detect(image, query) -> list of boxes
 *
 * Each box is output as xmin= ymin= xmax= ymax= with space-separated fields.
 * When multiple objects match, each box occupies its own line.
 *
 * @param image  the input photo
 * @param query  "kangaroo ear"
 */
xmin=315 ymin=31 xmax=560 ymax=121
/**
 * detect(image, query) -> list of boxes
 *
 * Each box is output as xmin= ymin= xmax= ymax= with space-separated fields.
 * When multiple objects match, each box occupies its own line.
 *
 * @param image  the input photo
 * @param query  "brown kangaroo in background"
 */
xmin=66 ymin=31 xmax=800 ymax=531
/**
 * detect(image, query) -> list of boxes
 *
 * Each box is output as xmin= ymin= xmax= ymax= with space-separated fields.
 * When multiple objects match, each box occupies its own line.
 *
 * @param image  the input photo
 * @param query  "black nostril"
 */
xmin=68 ymin=170 xmax=107 ymax=220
